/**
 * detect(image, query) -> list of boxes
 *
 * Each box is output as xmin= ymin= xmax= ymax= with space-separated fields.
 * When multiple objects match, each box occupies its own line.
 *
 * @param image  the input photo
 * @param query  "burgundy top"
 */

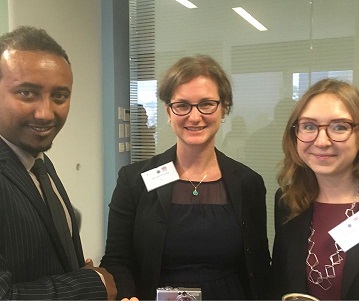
xmin=307 ymin=202 xmax=357 ymax=300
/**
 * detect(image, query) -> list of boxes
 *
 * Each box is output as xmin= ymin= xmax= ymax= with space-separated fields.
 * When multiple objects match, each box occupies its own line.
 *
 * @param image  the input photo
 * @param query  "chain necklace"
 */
xmin=188 ymin=174 xmax=207 ymax=196
xmin=306 ymin=201 xmax=357 ymax=290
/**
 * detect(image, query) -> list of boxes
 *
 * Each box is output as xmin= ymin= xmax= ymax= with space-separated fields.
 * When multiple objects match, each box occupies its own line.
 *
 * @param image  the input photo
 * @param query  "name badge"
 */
xmin=141 ymin=161 xmax=179 ymax=192
xmin=329 ymin=211 xmax=359 ymax=252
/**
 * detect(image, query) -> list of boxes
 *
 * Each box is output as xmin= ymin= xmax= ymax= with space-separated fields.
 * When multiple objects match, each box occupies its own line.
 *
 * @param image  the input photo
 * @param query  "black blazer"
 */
xmin=272 ymin=189 xmax=359 ymax=300
xmin=101 ymin=145 xmax=271 ymax=300
xmin=0 ymin=138 xmax=106 ymax=300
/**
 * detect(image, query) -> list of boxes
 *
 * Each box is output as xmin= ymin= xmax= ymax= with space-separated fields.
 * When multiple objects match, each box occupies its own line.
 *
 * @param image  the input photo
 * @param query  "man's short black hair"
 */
xmin=0 ymin=26 xmax=70 ymax=64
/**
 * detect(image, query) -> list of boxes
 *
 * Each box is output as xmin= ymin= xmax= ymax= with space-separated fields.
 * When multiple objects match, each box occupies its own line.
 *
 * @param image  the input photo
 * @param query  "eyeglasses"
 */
xmin=168 ymin=100 xmax=220 ymax=116
xmin=293 ymin=121 xmax=358 ymax=143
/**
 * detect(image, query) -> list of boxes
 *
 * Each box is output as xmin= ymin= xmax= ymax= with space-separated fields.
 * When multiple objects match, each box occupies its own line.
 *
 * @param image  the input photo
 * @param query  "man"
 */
xmin=0 ymin=26 xmax=116 ymax=299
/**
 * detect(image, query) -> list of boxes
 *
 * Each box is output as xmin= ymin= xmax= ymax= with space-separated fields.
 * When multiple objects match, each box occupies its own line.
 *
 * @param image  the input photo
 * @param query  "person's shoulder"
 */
xmin=122 ymin=153 xmax=163 ymax=173
xmin=217 ymin=149 xmax=262 ymax=177
xmin=121 ymin=145 xmax=176 ymax=175
xmin=276 ymin=200 xmax=313 ymax=230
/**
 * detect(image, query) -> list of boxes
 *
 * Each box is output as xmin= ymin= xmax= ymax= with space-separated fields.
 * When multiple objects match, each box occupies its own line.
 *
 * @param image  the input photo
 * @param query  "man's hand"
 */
xmin=83 ymin=258 xmax=117 ymax=300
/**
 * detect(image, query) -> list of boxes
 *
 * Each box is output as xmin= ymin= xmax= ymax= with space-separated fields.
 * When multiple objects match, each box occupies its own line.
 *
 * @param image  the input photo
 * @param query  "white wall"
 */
xmin=8 ymin=0 xmax=104 ymax=264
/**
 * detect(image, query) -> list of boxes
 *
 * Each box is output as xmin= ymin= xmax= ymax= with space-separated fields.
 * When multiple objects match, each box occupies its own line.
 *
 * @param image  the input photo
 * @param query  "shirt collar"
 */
xmin=0 ymin=136 xmax=44 ymax=171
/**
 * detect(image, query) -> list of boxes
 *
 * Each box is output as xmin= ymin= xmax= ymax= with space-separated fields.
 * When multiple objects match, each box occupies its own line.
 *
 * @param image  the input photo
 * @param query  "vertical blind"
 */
xmin=129 ymin=0 xmax=156 ymax=162
xmin=129 ymin=0 xmax=359 ymax=249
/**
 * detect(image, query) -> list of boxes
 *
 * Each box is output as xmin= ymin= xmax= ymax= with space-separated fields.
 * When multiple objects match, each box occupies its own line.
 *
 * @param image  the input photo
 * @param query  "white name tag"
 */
xmin=329 ymin=211 xmax=359 ymax=252
xmin=141 ymin=161 xmax=179 ymax=192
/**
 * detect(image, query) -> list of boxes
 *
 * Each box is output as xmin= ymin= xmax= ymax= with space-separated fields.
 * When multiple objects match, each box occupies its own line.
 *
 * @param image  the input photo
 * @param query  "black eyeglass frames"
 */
xmin=168 ymin=100 xmax=221 ymax=116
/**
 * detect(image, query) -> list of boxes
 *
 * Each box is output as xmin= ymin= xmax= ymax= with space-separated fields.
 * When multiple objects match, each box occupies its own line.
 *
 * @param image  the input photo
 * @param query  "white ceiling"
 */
xmin=155 ymin=0 xmax=359 ymax=50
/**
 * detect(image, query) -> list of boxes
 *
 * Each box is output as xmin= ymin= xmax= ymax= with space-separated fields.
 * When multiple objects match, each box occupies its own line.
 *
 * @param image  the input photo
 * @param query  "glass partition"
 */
xmin=129 ymin=0 xmax=359 ymax=249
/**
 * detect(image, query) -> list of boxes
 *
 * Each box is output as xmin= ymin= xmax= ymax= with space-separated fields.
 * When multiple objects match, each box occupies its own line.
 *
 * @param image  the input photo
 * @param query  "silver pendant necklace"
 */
xmin=188 ymin=174 xmax=207 ymax=196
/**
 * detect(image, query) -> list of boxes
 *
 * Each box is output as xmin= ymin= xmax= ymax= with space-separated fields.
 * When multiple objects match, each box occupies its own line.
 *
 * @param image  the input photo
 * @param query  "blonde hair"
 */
xmin=277 ymin=78 xmax=359 ymax=220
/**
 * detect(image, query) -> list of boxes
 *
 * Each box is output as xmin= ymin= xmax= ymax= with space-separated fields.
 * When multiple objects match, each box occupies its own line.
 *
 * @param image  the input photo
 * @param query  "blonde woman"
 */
xmin=273 ymin=78 xmax=359 ymax=300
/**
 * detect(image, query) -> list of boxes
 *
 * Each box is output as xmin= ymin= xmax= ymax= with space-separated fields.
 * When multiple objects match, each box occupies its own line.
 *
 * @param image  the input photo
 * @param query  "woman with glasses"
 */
xmin=272 ymin=78 xmax=359 ymax=300
xmin=100 ymin=55 xmax=271 ymax=300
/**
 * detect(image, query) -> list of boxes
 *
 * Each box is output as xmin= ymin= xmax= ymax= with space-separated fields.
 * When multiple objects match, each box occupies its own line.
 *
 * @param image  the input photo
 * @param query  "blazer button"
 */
xmin=246 ymin=248 xmax=251 ymax=254
xmin=242 ymin=221 xmax=247 ymax=229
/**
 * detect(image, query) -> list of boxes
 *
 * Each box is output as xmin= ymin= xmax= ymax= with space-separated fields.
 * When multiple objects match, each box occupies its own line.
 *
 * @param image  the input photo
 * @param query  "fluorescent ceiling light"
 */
xmin=176 ymin=0 xmax=197 ymax=9
xmin=232 ymin=7 xmax=267 ymax=31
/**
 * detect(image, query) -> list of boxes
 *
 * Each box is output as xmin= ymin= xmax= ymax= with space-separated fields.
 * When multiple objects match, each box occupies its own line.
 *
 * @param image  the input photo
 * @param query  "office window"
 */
xmin=293 ymin=71 xmax=354 ymax=100
xmin=130 ymin=80 xmax=157 ymax=162
xmin=129 ymin=0 xmax=359 ymax=249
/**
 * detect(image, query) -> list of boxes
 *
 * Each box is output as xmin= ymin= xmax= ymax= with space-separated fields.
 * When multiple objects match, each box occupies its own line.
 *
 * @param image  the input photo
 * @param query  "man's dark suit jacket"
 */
xmin=101 ymin=145 xmax=271 ymax=300
xmin=0 ymin=138 xmax=106 ymax=299
xmin=272 ymin=189 xmax=359 ymax=300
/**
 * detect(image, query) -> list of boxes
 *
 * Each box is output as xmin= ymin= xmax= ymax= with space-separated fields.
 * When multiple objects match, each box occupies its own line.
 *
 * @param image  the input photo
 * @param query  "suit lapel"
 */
xmin=341 ymin=231 xmax=359 ymax=298
xmin=216 ymin=149 xmax=243 ymax=222
xmin=284 ymin=205 xmax=359 ymax=298
xmin=281 ymin=205 xmax=359 ymax=298
xmin=0 ymin=143 xmax=54 ymax=226
xmin=286 ymin=207 xmax=313 ymax=292
xmin=156 ymin=145 xmax=177 ymax=221
xmin=155 ymin=147 xmax=244 ymax=221
xmin=154 ymin=146 xmax=244 ymax=222
xmin=0 ymin=140 xmax=71 ymax=272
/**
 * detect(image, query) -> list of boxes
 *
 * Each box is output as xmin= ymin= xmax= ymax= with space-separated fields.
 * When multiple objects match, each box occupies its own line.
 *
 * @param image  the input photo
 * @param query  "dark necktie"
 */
xmin=31 ymin=158 xmax=79 ymax=271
